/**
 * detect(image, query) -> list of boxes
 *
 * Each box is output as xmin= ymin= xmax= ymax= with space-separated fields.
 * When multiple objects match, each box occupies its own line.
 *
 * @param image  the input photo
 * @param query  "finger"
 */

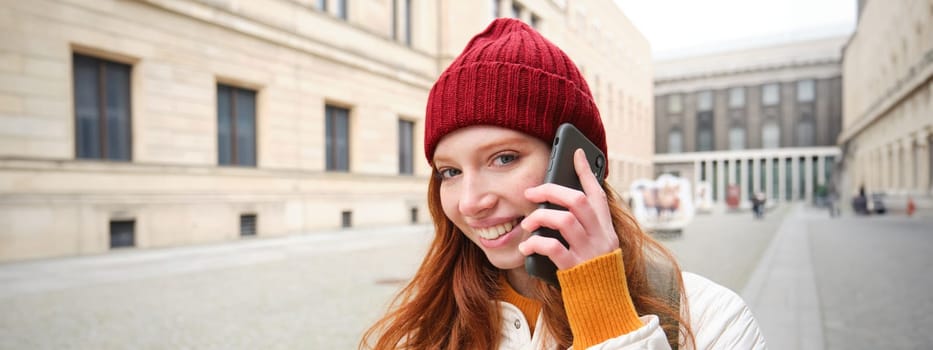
xmin=525 ymin=182 xmax=602 ymax=239
xmin=571 ymin=148 xmax=613 ymax=233
xmin=518 ymin=235 xmax=576 ymax=270
xmin=573 ymin=148 xmax=606 ymax=202
xmin=520 ymin=208 xmax=588 ymax=248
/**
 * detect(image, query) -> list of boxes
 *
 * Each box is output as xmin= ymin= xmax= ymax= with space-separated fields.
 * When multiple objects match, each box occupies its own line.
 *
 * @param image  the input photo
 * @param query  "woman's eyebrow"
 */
xmin=473 ymin=136 xmax=528 ymax=153
xmin=433 ymin=135 xmax=532 ymax=164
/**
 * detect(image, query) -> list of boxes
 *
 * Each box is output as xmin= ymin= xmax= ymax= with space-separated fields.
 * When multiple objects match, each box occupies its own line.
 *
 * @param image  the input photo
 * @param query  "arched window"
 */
xmin=729 ymin=126 xmax=746 ymax=150
xmin=667 ymin=129 xmax=683 ymax=153
xmin=762 ymin=120 xmax=780 ymax=149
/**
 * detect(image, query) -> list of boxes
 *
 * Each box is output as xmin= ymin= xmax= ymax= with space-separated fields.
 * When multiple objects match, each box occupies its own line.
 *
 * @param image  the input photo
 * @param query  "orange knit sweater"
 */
xmin=498 ymin=249 xmax=643 ymax=349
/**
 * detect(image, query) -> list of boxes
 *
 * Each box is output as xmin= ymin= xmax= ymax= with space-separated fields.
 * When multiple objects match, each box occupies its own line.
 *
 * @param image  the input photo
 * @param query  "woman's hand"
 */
xmin=518 ymin=149 xmax=619 ymax=270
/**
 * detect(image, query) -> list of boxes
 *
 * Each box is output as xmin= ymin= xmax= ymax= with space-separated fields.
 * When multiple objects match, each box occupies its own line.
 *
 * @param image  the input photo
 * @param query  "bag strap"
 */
xmin=646 ymin=258 xmax=680 ymax=350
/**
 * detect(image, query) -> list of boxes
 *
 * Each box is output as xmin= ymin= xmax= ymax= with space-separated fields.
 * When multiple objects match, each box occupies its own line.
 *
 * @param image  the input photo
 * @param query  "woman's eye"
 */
xmin=437 ymin=168 xmax=462 ymax=179
xmin=494 ymin=153 xmax=518 ymax=165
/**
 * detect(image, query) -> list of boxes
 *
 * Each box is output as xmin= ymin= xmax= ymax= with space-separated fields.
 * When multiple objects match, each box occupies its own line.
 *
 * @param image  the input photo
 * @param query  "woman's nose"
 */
xmin=458 ymin=175 xmax=496 ymax=217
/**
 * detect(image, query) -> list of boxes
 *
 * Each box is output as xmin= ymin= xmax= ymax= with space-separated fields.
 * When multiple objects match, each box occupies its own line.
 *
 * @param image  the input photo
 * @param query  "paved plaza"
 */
xmin=0 ymin=205 xmax=931 ymax=349
xmin=0 ymin=226 xmax=434 ymax=350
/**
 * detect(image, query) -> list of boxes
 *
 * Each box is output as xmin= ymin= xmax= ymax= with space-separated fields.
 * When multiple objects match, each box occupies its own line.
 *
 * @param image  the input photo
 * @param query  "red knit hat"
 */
xmin=424 ymin=18 xmax=607 ymax=173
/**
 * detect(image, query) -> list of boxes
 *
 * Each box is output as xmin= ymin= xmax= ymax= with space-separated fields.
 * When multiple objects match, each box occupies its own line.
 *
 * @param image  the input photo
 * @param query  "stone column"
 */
xmin=765 ymin=157 xmax=774 ymax=201
xmin=869 ymin=148 xmax=887 ymax=191
xmin=903 ymin=138 xmax=915 ymax=193
xmin=751 ymin=158 xmax=763 ymax=193
xmin=693 ymin=160 xmax=702 ymax=190
xmin=817 ymin=155 xmax=826 ymax=186
xmin=792 ymin=156 xmax=800 ymax=200
xmin=917 ymin=132 xmax=930 ymax=193
xmin=716 ymin=159 xmax=725 ymax=205
xmin=805 ymin=155 xmax=814 ymax=202
xmin=881 ymin=145 xmax=890 ymax=192
xmin=778 ymin=156 xmax=787 ymax=201
xmin=893 ymin=143 xmax=902 ymax=193
xmin=728 ymin=159 xmax=736 ymax=186
xmin=866 ymin=153 xmax=872 ymax=190
xmin=739 ymin=158 xmax=748 ymax=206
xmin=705 ymin=159 xmax=713 ymax=188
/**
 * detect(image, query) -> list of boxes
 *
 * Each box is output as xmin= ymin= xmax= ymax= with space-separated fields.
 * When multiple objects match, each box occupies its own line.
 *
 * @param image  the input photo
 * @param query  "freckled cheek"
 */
xmin=518 ymin=169 xmax=546 ymax=191
xmin=438 ymin=188 xmax=461 ymax=223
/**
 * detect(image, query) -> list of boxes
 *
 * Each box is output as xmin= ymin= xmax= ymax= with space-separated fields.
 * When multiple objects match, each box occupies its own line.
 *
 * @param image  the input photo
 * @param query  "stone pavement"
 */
xmin=0 ymin=225 xmax=433 ymax=350
xmin=2 ymin=205 xmax=930 ymax=349
xmin=808 ymin=212 xmax=933 ymax=349
xmin=742 ymin=204 xmax=825 ymax=350
xmin=743 ymin=204 xmax=933 ymax=350
xmin=657 ymin=205 xmax=789 ymax=293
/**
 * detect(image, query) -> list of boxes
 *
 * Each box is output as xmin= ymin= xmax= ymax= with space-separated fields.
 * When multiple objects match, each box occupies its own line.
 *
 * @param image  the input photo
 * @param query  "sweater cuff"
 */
xmin=557 ymin=249 xmax=643 ymax=349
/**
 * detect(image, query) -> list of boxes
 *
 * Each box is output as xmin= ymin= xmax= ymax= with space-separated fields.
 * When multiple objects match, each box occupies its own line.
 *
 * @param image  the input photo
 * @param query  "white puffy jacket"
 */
xmin=496 ymin=272 xmax=768 ymax=349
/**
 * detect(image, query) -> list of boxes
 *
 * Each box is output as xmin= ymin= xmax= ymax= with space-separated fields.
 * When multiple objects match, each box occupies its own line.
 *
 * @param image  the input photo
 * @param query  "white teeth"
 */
xmin=475 ymin=219 xmax=518 ymax=240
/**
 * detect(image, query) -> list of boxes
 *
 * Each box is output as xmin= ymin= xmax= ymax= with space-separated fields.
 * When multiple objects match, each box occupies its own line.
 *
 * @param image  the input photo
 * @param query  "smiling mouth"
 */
xmin=474 ymin=217 xmax=523 ymax=240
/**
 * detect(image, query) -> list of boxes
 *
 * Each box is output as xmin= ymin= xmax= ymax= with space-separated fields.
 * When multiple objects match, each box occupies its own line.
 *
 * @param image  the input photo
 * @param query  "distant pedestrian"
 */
xmin=751 ymin=192 xmax=766 ymax=219
xmin=361 ymin=18 xmax=766 ymax=350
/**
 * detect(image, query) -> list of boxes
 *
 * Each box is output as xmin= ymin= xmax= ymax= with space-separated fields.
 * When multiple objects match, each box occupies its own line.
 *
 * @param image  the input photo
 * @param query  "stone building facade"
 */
xmin=839 ymin=0 xmax=933 ymax=199
xmin=0 ymin=0 xmax=653 ymax=261
xmin=652 ymin=37 xmax=846 ymax=207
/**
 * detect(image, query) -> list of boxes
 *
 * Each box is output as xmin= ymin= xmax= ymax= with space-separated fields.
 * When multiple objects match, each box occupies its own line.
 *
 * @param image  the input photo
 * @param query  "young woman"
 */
xmin=361 ymin=18 xmax=767 ymax=350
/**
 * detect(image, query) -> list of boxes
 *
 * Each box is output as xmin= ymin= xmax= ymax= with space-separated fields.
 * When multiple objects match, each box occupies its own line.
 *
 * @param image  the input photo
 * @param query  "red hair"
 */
xmin=360 ymin=176 xmax=695 ymax=349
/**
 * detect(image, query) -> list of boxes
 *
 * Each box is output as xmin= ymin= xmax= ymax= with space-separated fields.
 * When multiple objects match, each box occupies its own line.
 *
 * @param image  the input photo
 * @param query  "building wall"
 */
xmin=839 ymin=0 xmax=933 ymax=198
xmin=653 ymin=37 xmax=846 ymax=155
xmin=651 ymin=38 xmax=846 ymax=208
xmin=0 ymin=0 xmax=652 ymax=261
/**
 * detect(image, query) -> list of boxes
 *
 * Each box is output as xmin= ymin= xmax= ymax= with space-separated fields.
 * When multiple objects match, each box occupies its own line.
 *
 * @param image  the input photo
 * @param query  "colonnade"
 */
xmin=852 ymin=130 xmax=932 ymax=195
xmin=657 ymin=147 xmax=841 ymax=207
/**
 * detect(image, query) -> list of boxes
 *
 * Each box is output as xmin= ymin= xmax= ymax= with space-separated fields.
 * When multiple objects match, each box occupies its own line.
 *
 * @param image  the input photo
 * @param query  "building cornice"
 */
xmin=837 ymin=48 xmax=933 ymax=144
xmin=654 ymin=147 xmax=841 ymax=164
xmin=134 ymin=0 xmax=438 ymax=90
xmin=655 ymin=58 xmax=840 ymax=85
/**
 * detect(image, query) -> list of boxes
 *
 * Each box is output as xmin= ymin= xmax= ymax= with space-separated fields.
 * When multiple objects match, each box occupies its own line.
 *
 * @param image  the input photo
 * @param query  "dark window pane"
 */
xmin=698 ymin=128 xmax=713 ymax=151
xmin=399 ymin=120 xmax=414 ymax=174
xmin=326 ymin=105 xmax=350 ymax=171
xmin=235 ymin=89 xmax=256 ymax=166
xmin=336 ymin=0 xmax=347 ymax=19
xmin=73 ymin=53 xmax=132 ymax=161
xmin=240 ymin=214 xmax=257 ymax=236
xmin=392 ymin=0 xmax=398 ymax=40
xmin=325 ymin=109 xmax=333 ymax=170
xmin=404 ymin=0 xmax=412 ymax=45
xmin=341 ymin=210 xmax=352 ymax=228
xmin=74 ymin=54 xmax=101 ymax=159
xmin=335 ymin=109 xmax=349 ymax=170
xmin=217 ymin=86 xmax=232 ymax=165
xmin=109 ymin=220 xmax=135 ymax=248
xmin=105 ymin=62 xmax=131 ymax=161
xmin=217 ymin=84 xmax=256 ymax=167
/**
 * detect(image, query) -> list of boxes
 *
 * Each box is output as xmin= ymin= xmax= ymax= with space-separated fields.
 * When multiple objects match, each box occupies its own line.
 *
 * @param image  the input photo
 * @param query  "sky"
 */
xmin=613 ymin=0 xmax=857 ymax=60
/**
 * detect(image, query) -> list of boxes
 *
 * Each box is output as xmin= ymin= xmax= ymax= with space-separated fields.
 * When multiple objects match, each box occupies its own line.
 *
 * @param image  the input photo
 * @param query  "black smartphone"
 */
xmin=525 ymin=123 xmax=607 ymax=287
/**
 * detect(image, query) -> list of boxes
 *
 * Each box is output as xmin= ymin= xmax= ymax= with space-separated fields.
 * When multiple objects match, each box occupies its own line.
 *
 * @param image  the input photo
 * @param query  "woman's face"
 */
xmin=433 ymin=126 xmax=549 ymax=270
